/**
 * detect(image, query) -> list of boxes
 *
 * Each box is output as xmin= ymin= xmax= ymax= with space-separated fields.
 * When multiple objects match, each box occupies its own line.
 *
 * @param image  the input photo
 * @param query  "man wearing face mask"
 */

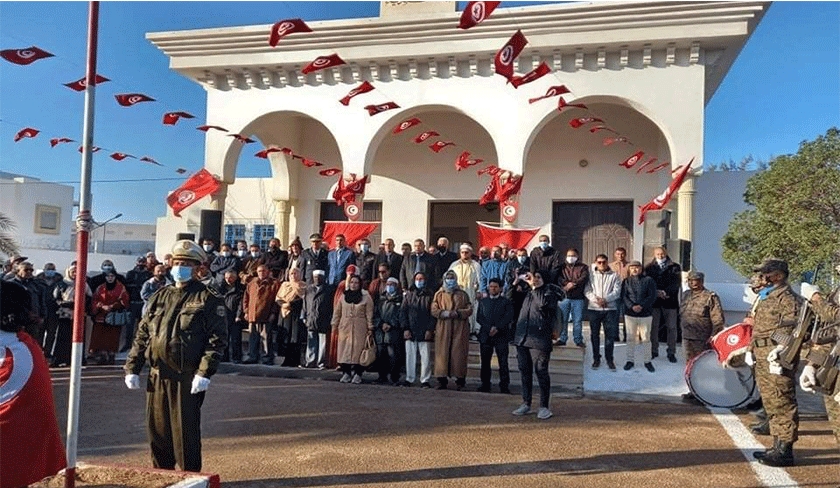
xmin=644 ymin=246 xmax=682 ymax=362
xmin=201 ymin=238 xmax=218 ymax=265
xmin=400 ymin=239 xmax=439 ymax=292
xmin=400 ymin=272 xmax=435 ymax=387
xmin=431 ymin=270 xmax=473 ymax=391
xmin=530 ymin=235 xmax=559 ymax=284
xmin=480 ymin=246 xmax=510 ymax=296
xmin=124 ymin=257 xmax=152 ymax=356
xmin=209 ymin=243 xmax=241 ymax=285
xmin=125 ymin=239 xmax=227 ymax=473
xmin=509 ymin=249 xmax=532 ymax=321
xmin=239 ymin=243 xmax=263 ymax=284
xmin=259 ymin=238 xmax=289 ymax=280
xmin=235 ymin=241 xmax=249 ymax=261
xmin=37 ymin=262 xmax=63 ymax=359
xmin=376 ymin=238 xmax=403 ymax=280
xmin=88 ymin=259 xmax=126 ymax=292
xmin=141 ymin=265 xmax=172 ymax=315
xmin=374 ymin=277 xmax=404 ymax=385
xmin=436 ymin=237 xmax=459 ymax=271
xmin=355 ymin=238 xmax=378 ymax=289
xmin=556 ymin=248 xmax=590 ymax=348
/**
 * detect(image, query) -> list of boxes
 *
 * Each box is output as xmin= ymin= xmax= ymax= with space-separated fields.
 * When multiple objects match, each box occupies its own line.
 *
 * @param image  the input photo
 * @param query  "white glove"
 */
xmin=766 ymin=345 xmax=784 ymax=364
xmin=191 ymin=375 xmax=210 ymax=394
xmin=800 ymin=283 xmax=820 ymax=301
xmin=124 ymin=374 xmax=140 ymax=390
xmin=799 ymin=364 xmax=817 ymax=393
xmin=744 ymin=351 xmax=755 ymax=367
xmin=834 ymin=389 xmax=840 ymax=405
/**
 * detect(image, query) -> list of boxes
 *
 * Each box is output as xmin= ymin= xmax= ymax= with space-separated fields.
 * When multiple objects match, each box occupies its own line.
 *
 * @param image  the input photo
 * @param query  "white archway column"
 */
xmin=677 ymin=174 xmax=696 ymax=269
xmin=274 ymin=199 xmax=291 ymax=246
xmin=208 ymin=183 xmax=228 ymax=212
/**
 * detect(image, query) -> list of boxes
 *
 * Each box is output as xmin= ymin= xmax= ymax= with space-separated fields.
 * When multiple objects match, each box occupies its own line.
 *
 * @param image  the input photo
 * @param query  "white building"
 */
xmin=0 ymin=171 xmax=74 ymax=251
xmin=149 ymin=0 xmax=769 ymax=308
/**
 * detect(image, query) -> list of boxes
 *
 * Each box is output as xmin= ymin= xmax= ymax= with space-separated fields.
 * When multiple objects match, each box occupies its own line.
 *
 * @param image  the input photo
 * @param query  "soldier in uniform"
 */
xmin=799 ymin=281 xmax=840 ymax=448
xmin=124 ymin=240 xmax=227 ymax=472
xmin=750 ymin=259 xmax=801 ymax=467
xmin=679 ymin=271 xmax=726 ymax=404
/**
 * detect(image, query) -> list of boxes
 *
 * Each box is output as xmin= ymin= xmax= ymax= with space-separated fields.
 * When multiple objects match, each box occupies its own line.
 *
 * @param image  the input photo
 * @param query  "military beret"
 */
xmin=754 ymin=259 xmax=788 ymax=275
xmin=309 ymin=233 xmax=323 ymax=241
xmin=687 ymin=271 xmax=705 ymax=281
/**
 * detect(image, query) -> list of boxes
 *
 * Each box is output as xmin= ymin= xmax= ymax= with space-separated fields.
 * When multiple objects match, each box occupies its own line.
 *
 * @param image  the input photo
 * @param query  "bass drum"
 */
xmin=685 ymin=349 xmax=759 ymax=409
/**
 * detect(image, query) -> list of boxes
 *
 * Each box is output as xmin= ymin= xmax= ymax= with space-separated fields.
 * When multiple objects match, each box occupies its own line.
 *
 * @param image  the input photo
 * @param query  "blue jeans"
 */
xmin=557 ymin=299 xmax=585 ymax=345
xmin=589 ymin=309 xmax=619 ymax=362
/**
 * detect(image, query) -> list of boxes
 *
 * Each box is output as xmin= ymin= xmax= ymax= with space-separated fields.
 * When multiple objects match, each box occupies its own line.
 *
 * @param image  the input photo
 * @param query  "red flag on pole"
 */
xmin=494 ymin=30 xmax=527 ymax=81
xmin=269 ymin=18 xmax=312 ymax=46
xmin=458 ymin=1 xmax=500 ymax=29
xmin=63 ymin=74 xmax=109 ymax=91
xmin=638 ymin=159 xmax=694 ymax=224
xmin=166 ymin=168 xmax=221 ymax=217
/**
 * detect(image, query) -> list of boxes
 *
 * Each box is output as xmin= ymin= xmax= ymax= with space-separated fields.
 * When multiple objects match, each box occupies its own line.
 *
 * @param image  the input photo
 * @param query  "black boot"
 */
xmin=753 ymin=437 xmax=778 ymax=460
xmin=750 ymin=418 xmax=770 ymax=436
xmin=758 ymin=440 xmax=794 ymax=467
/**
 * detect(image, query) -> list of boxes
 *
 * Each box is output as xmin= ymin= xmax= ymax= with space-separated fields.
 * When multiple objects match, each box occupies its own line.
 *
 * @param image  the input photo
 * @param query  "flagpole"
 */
xmin=66 ymin=2 xmax=99 ymax=487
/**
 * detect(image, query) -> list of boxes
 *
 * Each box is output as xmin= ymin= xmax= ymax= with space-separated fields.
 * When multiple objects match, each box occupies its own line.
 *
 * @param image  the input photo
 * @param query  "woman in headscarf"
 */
xmin=331 ymin=274 xmax=374 ymax=384
xmin=51 ymin=262 xmax=91 ymax=367
xmin=328 ymin=264 xmax=357 ymax=368
xmin=90 ymin=271 xmax=129 ymax=365
xmin=276 ymin=266 xmax=306 ymax=366
xmin=374 ymin=277 xmax=403 ymax=385
xmin=431 ymin=269 xmax=473 ymax=390
xmin=285 ymin=237 xmax=304 ymax=281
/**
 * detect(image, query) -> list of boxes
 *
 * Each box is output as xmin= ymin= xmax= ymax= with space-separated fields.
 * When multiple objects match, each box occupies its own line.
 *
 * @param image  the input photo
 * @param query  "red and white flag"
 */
xmin=569 ymin=117 xmax=604 ymax=129
xmin=392 ymin=117 xmax=422 ymax=134
xmin=115 ymin=93 xmax=155 ymax=107
xmin=497 ymin=174 xmax=524 ymax=203
xmin=228 ymin=134 xmax=256 ymax=144
xmin=77 ymin=145 xmax=101 ymax=153
xmin=557 ymin=97 xmax=588 ymax=112
xmin=455 ymin=151 xmax=484 ymax=171
xmin=301 ymin=53 xmax=346 ymax=74
xmin=494 ymin=30 xmax=527 ymax=81
xmin=301 ymin=158 xmax=323 ymax=168
xmin=429 ymin=141 xmax=455 ymax=153
xmin=414 ymin=131 xmax=439 ymax=143
xmin=603 ymin=136 xmax=630 ymax=146
xmin=13 ymin=127 xmax=39 ymax=142
xmin=166 ymin=168 xmax=221 ymax=217
xmin=638 ymin=159 xmax=694 ymax=224
xmin=589 ymin=126 xmax=618 ymax=134
xmin=477 ymin=165 xmax=501 ymax=176
xmin=140 ymin=156 xmax=162 ymax=166
xmin=109 ymin=152 xmax=135 ymax=161
xmin=319 ymin=168 xmax=342 ymax=177
xmin=197 ymin=125 xmax=228 ymax=133
xmin=646 ymin=162 xmax=671 ymax=174
xmin=162 ymin=111 xmax=195 ymax=125
xmin=619 ymin=151 xmax=645 ymax=169
xmin=0 ymin=46 xmax=53 ymax=65
xmin=339 ymin=81 xmax=375 ymax=106
xmin=458 ymin=1 xmax=500 ymax=29
xmin=364 ymin=102 xmax=400 ymax=116
xmin=254 ymin=147 xmax=286 ymax=159
xmin=528 ymin=85 xmax=570 ymax=104
xmin=635 ymin=158 xmax=658 ymax=173
xmin=49 ymin=137 xmax=74 ymax=147
xmin=63 ymin=74 xmax=109 ymax=91
xmin=269 ymin=18 xmax=312 ymax=46
xmin=479 ymin=175 xmax=500 ymax=206
xmin=510 ymin=62 xmax=551 ymax=88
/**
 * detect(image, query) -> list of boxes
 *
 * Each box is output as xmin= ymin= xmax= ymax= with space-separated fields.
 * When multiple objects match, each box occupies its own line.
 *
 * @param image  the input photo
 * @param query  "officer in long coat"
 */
xmin=124 ymin=240 xmax=227 ymax=472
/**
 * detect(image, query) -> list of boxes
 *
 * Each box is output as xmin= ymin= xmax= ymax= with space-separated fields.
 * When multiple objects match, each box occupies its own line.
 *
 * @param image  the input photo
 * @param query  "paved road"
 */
xmin=51 ymin=366 xmax=839 ymax=487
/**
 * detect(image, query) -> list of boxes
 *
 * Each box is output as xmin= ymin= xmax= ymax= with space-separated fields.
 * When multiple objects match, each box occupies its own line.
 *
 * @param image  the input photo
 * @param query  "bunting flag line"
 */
xmin=392 ymin=117 xmax=422 ymax=134
xmin=1 ymin=46 xmax=53 ymax=65
xmin=109 ymin=152 xmax=135 ymax=161
xmin=77 ymin=146 xmax=101 ymax=153
xmin=429 ymin=141 xmax=455 ymax=153
xmin=268 ymin=18 xmax=312 ymax=46
xmin=414 ymin=131 xmax=439 ymax=143
xmin=638 ymin=159 xmax=694 ymax=224
xmin=115 ymin=93 xmax=155 ymax=107
xmin=494 ymin=30 xmax=527 ymax=81
xmin=197 ymin=125 xmax=228 ymax=133
xmin=589 ymin=126 xmax=618 ymax=134
xmin=13 ymin=127 xmax=39 ymax=142
xmin=301 ymin=53 xmax=346 ymax=74
xmin=319 ymin=168 xmax=342 ymax=177
xmin=603 ymin=136 xmax=630 ymax=146
xmin=162 ymin=111 xmax=195 ymax=125
xmin=645 ymin=162 xmax=670 ymax=174
xmin=619 ymin=151 xmax=645 ymax=168
xmin=477 ymin=165 xmax=501 ymax=176
xmin=228 ymin=134 xmax=256 ymax=144
xmin=364 ymin=102 xmax=400 ymax=116
xmin=140 ymin=156 xmax=162 ymax=166
xmin=166 ymin=168 xmax=221 ymax=218
xmin=49 ymin=137 xmax=74 ymax=147
xmin=301 ymin=158 xmax=323 ymax=167
xmin=458 ymin=1 xmax=500 ymax=29
xmin=455 ymin=151 xmax=484 ymax=171
xmin=635 ymin=158 xmax=658 ymax=173
xmin=254 ymin=147 xmax=287 ymax=159
xmin=339 ymin=81 xmax=375 ymax=106
xmin=557 ymin=97 xmax=588 ymax=112
xmin=528 ymin=85 xmax=570 ymax=104
xmin=671 ymin=165 xmax=684 ymax=175
xmin=63 ymin=74 xmax=109 ymax=91
xmin=510 ymin=62 xmax=551 ymax=88
xmin=569 ymin=117 xmax=604 ymax=129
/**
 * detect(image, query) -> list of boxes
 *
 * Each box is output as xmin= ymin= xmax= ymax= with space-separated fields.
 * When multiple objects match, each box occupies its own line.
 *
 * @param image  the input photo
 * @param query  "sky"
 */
xmin=1 ymin=1 xmax=838 ymax=225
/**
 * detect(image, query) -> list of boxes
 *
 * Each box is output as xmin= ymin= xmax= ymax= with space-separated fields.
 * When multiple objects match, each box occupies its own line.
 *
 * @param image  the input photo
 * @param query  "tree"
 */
xmin=0 ymin=212 xmax=19 ymax=258
xmin=721 ymin=127 xmax=840 ymax=283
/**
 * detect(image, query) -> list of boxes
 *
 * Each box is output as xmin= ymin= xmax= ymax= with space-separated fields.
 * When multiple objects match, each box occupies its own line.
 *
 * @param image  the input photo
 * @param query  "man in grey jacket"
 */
xmin=584 ymin=254 xmax=622 ymax=371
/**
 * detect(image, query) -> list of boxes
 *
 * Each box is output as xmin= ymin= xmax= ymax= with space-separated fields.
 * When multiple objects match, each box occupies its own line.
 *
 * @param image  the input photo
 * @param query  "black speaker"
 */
xmin=668 ymin=239 xmax=692 ymax=271
xmin=199 ymin=210 xmax=223 ymax=245
xmin=176 ymin=233 xmax=195 ymax=242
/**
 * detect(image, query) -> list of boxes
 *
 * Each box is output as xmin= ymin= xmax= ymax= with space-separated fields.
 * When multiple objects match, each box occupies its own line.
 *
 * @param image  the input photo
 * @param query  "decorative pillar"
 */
xmin=208 ymin=183 xmax=228 ymax=212
xmin=677 ymin=175 xmax=696 ymax=269
xmin=274 ymin=199 xmax=291 ymax=246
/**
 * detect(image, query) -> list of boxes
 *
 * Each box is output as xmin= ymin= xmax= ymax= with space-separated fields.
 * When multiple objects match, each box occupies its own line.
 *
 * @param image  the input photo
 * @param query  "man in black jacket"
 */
xmin=400 ymin=272 xmax=435 ymax=387
xmin=123 ymin=257 xmax=152 ymax=355
xmin=375 ymin=238 xmax=403 ymax=280
xmin=217 ymin=270 xmax=245 ymax=363
xmin=476 ymin=278 xmax=514 ymax=393
xmin=303 ymin=270 xmax=334 ymax=369
xmin=529 ymin=235 xmax=558 ymax=283
xmin=355 ymin=238 xmax=378 ymax=289
xmin=259 ymin=238 xmax=289 ymax=281
xmin=643 ymin=246 xmax=682 ymax=362
xmin=400 ymin=239 xmax=439 ymax=291
xmin=436 ymin=236 xmax=459 ymax=271
xmin=299 ymin=233 xmax=329 ymax=284
xmin=622 ymin=261 xmax=658 ymax=372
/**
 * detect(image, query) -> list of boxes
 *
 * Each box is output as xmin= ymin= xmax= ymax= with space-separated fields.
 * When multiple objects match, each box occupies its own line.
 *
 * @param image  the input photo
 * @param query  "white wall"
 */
xmin=0 ymin=173 xmax=74 ymax=251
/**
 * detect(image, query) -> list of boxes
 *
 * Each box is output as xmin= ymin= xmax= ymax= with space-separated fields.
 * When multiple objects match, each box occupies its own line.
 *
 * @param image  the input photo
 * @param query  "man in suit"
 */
xmin=400 ymin=239 xmax=439 ymax=291
xmin=375 ymin=238 xmax=403 ymax=280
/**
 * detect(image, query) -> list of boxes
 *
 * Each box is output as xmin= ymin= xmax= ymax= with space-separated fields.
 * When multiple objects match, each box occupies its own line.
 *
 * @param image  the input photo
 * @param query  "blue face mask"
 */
xmin=414 ymin=280 xmax=425 ymax=289
xmin=445 ymin=278 xmax=457 ymax=289
xmin=171 ymin=265 xmax=193 ymax=283
xmin=361 ymin=245 xmax=370 ymax=253
xmin=386 ymin=285 xmax=396 ymax=295
xmin=539 ymin=242 xmax=549 ymax=250
xmin=44 ymin=270 xmax=56 ymax=278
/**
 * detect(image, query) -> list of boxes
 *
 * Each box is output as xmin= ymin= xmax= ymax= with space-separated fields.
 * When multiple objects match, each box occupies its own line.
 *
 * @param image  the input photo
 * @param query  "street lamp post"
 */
xmin=93 ymin=212 xmax=122 ymax=253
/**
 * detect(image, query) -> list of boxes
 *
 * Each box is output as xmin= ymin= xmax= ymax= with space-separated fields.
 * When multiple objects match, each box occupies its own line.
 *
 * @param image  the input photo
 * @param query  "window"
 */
xmin=224 ymin=224 xmax=246 ymax=246
xmin=34 ymin=205 xmax=61 ymax=235
xmin=252 ymin=224 xmax=275 ymax=251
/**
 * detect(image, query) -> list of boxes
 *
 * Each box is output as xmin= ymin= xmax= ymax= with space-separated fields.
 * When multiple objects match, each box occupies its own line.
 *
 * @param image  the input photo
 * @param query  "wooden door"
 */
xmin=552 ymin=201 xmax=633 ymax=264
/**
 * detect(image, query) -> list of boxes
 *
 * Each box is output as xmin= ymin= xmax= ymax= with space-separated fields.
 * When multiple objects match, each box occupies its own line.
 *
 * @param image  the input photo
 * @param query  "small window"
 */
xmin=34 ymin=205 xmax=61 ymax=235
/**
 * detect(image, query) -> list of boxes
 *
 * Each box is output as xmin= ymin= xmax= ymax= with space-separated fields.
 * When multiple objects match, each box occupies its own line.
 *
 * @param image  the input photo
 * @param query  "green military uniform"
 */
xmin=752 ymin=283 xmax=801 ymax=443
xmin=679 ymin=286 xmax=726 ymax=361
xmin=805 ymin=289 xmax=840 ymax=447
xmin=125 ymin=276 xmax=227 ymax=471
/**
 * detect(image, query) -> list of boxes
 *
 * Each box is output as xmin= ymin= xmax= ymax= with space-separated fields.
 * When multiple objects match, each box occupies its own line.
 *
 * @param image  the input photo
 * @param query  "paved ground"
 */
xmin=50 ymin=365 xmax=838 ymax=487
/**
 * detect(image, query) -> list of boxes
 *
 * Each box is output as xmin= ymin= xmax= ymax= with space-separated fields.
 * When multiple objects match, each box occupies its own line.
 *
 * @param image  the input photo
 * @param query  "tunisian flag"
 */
xmin=494 ymin=30 xmax=527 ymax=81
xmin=301 ymin=53 xmax=346 ymax=74
xmin=477 ymin=222 xmax=539 ymax=250
xmin=0 ymin=331 xmax=66 ymax=488
xmin=166 ymin=169 xmax=221 ymax=217
xmin=638 ymin=159 xmax=694 ymax=224
xmin=269 ymin=18 xmax=312 ymax=46
xmin=458 ymin=1 xmax=500 ymax=29
xmin=322 ymin=221 xmax=380 ymax=250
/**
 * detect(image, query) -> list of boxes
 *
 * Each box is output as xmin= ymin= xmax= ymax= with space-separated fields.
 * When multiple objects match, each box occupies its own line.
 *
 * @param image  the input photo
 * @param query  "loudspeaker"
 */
xmin=668 ymin=239 xmax=692 ymax=271
xmin=199 ymin=210 xmax=223 ymax=245
xmin=643 ymin=210 xmax=671 ymax=247
xmin=176 ymin=233 xmax=195 ymax=242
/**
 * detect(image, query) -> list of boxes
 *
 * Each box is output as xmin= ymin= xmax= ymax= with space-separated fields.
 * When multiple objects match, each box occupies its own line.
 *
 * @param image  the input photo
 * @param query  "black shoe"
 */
xmin=592 ymin=358 xmax=601 ymax=369
xmin=375 ymin=377 xmax=389 ymax=384
xmin=500 ymin=386 xmax=511 ymax=394
xmin=477 ymin=384 xmax=491 ymax=393
xmin=399 ymin=381 xmax=412 ymax=387
xmin=607 ymin=361 xmax=616 ymax=371
xmin=623 ymin=361 xmax=634 ymax=371
xmin=651 ymin=351 xmax=659 ymax=359
xmin=242 ymin=359 xmax=257 ymax=365
xmin=750 ymin=420 xmax=770 ymax=436
xmin=758 ymin=441 xmax=794 ymax=467
xmin=644 ymin=362 xmax=655 ymax=372
xmin=667 ymin=353 xmax=677 ymax=363
xmin=436 ymin=381 xmax=448 ymax=390
xmin=421 ymin=382 xmax=432 ymax=389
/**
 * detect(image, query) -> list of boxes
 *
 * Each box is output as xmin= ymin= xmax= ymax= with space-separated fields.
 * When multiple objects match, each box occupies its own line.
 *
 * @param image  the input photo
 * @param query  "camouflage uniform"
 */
xmin=805 ymin=289 xmax=840 ymax=447
xmin=125 ymin=278 xmax=227 ymax=472
xmin=752 ymin=283 xmax=801 ymax=443
xmin=679 ymin=287 xmax=726 ymax=361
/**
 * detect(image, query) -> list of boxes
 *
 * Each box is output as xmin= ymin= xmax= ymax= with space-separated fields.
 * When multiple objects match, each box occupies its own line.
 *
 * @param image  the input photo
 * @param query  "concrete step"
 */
xmin=465 ymin=341 xmax=584 ymax=391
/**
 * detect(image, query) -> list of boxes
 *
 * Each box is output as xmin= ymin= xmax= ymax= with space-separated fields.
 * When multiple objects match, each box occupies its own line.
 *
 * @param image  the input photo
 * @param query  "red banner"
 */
xmin=166 ymin=168 xmax=221 ymax=217
xmin=322 ymin=221 xmax=380 ymax=250
xmin=477 ymin=222 xmax=539 ymax=250
xmin=638 ymin=159 xmax=694 ymax=224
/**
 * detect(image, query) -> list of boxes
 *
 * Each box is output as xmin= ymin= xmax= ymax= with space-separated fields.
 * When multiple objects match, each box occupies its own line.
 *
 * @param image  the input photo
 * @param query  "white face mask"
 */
xmin=203 ymin=244 xmax=213 ymax=252
xmin=566 ymin=256 xmax=578 ymax=264
xmin=237 ymin=250 xmax=247 ymax=258
xmin=656 ymin=257 xmax=666 ymax=265
xmin=221 ymin=251 xmax=231 ymax=258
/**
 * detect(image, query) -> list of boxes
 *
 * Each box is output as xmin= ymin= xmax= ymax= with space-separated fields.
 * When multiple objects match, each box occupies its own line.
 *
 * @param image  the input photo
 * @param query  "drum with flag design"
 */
xmin=685 ymin=349 xmax=759 ymax=409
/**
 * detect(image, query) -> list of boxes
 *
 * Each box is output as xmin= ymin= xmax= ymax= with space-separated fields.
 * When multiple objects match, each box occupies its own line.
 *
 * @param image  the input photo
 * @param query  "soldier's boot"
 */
xmin=753 ymin=437 xmax=778 ymax=460
xmin=758 ymin=441 xmax=794 ymax=467
xmin=750 ymin=417 xmax=770 ymax=436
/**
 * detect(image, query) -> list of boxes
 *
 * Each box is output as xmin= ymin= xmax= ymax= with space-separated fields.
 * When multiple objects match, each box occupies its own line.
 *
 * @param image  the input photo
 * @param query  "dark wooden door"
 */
xmin=552 ymin=201 xmax=633 ymax=264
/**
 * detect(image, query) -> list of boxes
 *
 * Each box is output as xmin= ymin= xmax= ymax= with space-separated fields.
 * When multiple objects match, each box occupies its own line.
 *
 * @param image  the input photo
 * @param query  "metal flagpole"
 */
xmin=66 ymin=2 xmax=99 ymax=487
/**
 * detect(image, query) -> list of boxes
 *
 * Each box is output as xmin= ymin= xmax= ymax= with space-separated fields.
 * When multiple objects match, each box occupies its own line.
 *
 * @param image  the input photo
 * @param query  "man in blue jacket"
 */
xmin=327 ymin=234 xmax=356 ymax=287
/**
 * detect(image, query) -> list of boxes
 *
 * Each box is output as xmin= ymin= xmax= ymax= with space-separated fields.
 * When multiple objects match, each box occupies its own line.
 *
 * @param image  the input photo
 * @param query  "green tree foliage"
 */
xmin=721 ymin=127 xmax=840 ymax=282
xmin=0 ymin=212 xmax=19 ymax=258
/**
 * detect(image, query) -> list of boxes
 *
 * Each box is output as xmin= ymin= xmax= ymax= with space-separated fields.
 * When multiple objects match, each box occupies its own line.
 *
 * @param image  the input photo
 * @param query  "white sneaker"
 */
xmin=512 ymin=404 xmax=532 ymax=416
xmin=537 ymin=408 xmax=553 ymax=420
xmin=339 ymin=373 xmax=351 ymax=383
xmin=351 ymin=374 xmax=362 ymax=384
